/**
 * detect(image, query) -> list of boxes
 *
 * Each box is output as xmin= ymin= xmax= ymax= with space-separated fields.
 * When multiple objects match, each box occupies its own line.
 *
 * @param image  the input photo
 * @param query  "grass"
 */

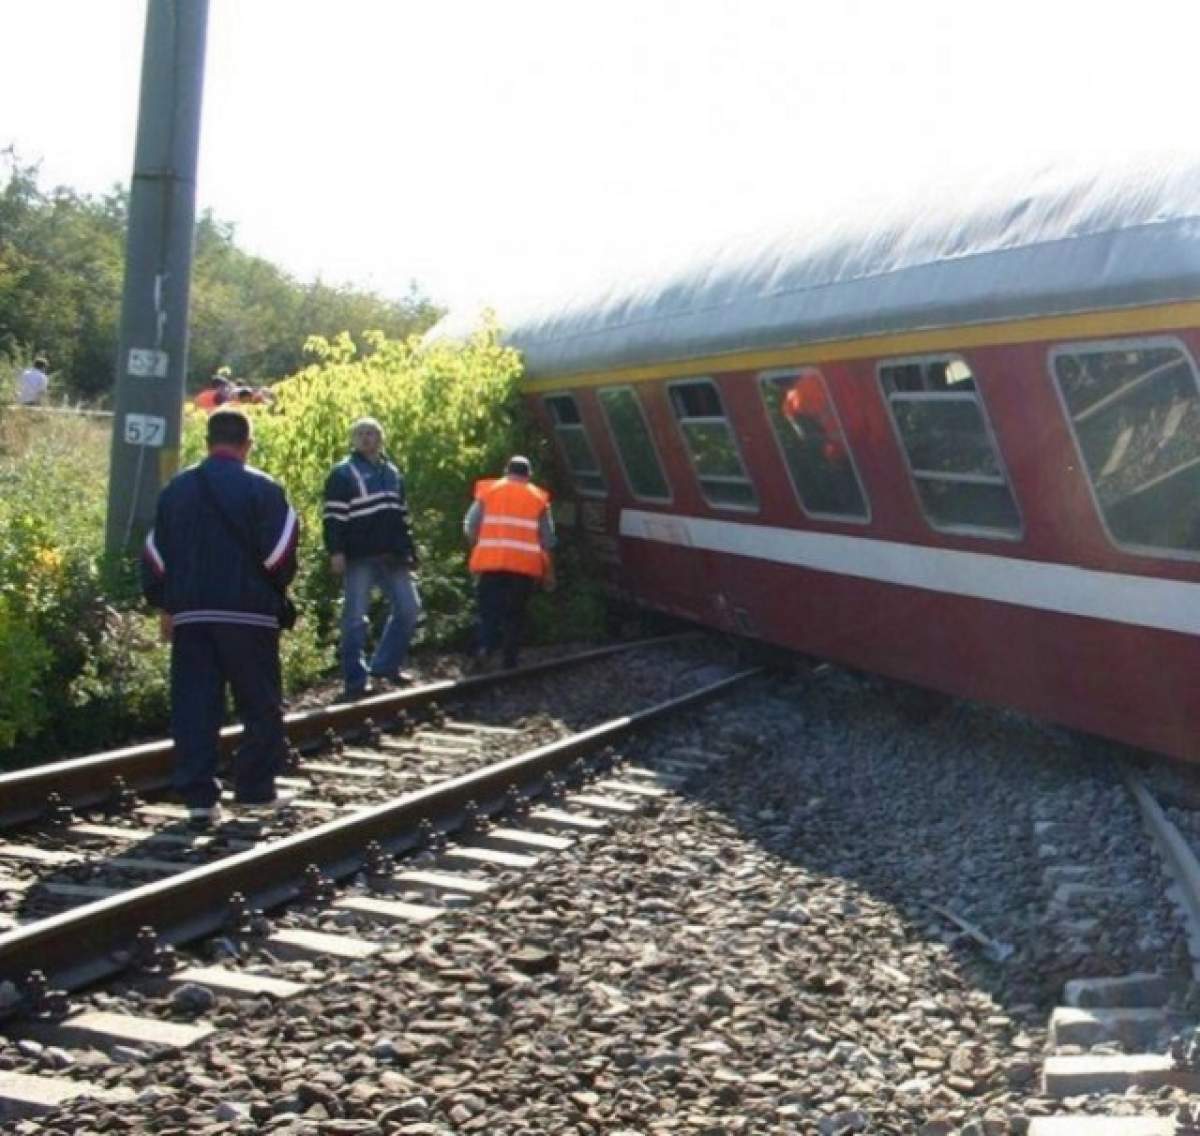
xmin=0 ymin=405 xmax=112 ymax=532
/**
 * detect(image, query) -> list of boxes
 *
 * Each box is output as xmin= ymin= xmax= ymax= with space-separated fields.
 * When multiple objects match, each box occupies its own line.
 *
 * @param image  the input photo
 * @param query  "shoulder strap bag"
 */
xmin=197 ymin=468 xmax=298 ymax=631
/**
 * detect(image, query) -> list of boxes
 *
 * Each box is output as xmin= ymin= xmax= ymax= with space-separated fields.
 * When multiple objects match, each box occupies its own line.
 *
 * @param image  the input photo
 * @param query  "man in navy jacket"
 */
xmin=141 ymin=409 xmax=298 ymax=824
xmin=322 ymin=417 xmax=421 ymax=699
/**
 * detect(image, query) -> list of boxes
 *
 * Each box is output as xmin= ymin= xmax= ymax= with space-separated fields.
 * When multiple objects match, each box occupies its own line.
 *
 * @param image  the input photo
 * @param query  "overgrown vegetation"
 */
xmin=0 ymin=327 xmax=605 ymax=769
xmin=182 ymin=325 xmax=602 ymax=648
xmin=0 ymin=399 xmax=157 ymax=755
xmin=0 ymin=149 xmax=441 ymax=401
xmin=0 ymin=155 xmax=606 ymax=769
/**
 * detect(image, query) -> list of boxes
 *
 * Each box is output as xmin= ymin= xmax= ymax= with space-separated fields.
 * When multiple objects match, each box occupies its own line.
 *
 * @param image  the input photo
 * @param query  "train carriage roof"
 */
xmin=434 ymin=154 xmax=1200 ymax=379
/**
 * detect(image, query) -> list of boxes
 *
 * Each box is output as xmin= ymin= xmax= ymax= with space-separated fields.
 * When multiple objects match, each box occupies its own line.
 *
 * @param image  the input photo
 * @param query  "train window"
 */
xmin=758 ymin=368 xmax=869 ymax=521
xmin=879 ymin=355 xmax=1021 ymax=536
xmin=667 ymin=378 xmax=758 ymax=509
xmin=543 ymin=393 xmax=606 ymax=496
xmin=1051 ymin=339 xmax=1200 ymax=555
xmin=597 ymin=386 xmax=672 ymax=501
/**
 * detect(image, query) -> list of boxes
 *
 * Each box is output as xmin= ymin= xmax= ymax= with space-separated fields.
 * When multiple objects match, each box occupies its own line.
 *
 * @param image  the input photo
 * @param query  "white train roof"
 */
xmin=434 ymin=154 xmax=1200 ymax=380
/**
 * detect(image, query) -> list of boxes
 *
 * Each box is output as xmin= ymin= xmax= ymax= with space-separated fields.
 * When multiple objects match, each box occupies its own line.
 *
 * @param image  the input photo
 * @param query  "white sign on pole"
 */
xmin=127 ymin=348 xmax=170 ymax=378
xmin=124 ymin=413 xmax=167 ymax=447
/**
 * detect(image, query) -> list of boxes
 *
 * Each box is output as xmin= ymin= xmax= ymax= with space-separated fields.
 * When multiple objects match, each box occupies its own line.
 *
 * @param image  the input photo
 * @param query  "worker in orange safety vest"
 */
xmin=463 ymin=455 xmax=555 ymax=671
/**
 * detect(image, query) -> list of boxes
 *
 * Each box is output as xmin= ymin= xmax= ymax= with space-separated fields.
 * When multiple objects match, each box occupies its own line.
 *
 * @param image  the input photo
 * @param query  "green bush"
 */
xmin=183 ymin=323 xmax=551 ymax=648
xmin=0 ymin=594 xmax=53 ymax=747
xmin=0 ymin=322 xmax=605 ymax=769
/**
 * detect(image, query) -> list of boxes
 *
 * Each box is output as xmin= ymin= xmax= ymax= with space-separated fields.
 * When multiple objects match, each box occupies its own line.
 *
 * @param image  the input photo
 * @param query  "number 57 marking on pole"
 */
xmin=124 ymin=413 xmax=167 ymax=447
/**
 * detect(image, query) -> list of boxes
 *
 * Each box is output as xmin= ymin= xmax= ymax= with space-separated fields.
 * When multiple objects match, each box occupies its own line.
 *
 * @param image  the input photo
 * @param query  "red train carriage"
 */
xmin=443 ymin=158 xmax=1200 ymax=762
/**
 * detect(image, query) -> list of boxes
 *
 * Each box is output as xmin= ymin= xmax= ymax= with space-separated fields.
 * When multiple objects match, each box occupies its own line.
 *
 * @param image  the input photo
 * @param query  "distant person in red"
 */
xmin=195 ymin=368 xmax=233 ymax=412
xmin=782 ymin=368 xmax=846 ymax=462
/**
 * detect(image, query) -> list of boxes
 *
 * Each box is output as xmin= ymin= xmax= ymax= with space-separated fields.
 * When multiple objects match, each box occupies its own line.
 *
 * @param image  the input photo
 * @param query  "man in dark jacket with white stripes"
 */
xmin=322 ymin=417 xmax=421 ymax=700
xmin=141 ymin=409 xmax=298 ymax=825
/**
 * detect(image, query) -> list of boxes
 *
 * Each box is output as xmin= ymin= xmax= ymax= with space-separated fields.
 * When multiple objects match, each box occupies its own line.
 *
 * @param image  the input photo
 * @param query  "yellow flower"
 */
xmin=32 ymin=546 xmax=63 ymax=574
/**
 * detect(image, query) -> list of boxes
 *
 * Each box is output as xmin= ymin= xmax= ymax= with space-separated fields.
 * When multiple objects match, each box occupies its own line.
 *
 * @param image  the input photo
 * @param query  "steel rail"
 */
xmin=0 ymin=665 xmax=759 ymax=994
xmin=1125 ymin=772 xmax=1200 ymax=981
xmin=0 ymin=633 xmax=698 ymax=828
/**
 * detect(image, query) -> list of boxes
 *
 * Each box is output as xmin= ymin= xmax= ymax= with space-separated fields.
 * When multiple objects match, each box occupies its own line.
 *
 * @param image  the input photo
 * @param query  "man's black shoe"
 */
xmin=338 ymin=683 xmax=374 ymax=703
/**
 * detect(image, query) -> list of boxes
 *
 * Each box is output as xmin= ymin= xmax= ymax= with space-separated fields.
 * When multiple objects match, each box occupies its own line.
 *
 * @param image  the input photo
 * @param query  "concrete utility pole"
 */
xmin=105 ymin=0 xmax=209 ymax=555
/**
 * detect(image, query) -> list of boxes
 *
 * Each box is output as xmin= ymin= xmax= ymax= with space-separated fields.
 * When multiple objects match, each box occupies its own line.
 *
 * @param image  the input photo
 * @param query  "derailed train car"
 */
xmin=443 ymin=157 xmax=1200 ymax=762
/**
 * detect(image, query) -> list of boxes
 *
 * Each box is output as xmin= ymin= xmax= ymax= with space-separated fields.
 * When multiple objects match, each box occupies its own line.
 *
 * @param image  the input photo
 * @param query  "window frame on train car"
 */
xmin=665 ymin=376 xmax=760 ymax=512
xmin=596 ymin=385 xmax=673 ymax=504
xmin=1048 ymin=335 xmax=1200 ymax=562
xmin=756 ymin=366 xmax=871 ymax=524
xmin=877 ymin=353 xmax=1024 ymax=540
xmin=542 ymin=391 xmax=607 ymax=498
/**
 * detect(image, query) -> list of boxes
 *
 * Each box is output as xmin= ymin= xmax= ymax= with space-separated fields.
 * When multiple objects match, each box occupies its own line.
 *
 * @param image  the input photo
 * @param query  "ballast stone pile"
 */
xmin=8 ymin=669 xmax=1194 ymax=1134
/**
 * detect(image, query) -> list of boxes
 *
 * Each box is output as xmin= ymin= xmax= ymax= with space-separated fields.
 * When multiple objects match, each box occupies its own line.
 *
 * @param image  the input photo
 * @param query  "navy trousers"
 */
xmin=170 ymin=623 xmax=284 ymax=809
xmin=476 ymin=571 xmax=537 ymax=668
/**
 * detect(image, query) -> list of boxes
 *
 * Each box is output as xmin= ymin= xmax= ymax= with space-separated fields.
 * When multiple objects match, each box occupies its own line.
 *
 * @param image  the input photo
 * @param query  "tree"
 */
xmin=0 ymin=151 xmax=442 ymax=402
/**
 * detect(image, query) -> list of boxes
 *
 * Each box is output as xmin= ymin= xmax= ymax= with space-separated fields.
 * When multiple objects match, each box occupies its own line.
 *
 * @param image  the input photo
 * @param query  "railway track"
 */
xmin=8 ymin=659 xmax=1200 ymax=1130
xmin=0 ymin=634 xmax=759 ymax=1121
xmin=0 ymin=637 xmax=703 ymax=941
xmin=1015 ymin=767 xmax=1200 ymax=1135
xmin=0 ymin=635 xmax=706 ymax=830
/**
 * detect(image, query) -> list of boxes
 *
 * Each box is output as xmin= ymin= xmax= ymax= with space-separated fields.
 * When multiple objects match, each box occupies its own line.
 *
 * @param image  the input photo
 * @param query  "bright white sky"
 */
xmin=4 ymin=0 xmax=1200 ymax=319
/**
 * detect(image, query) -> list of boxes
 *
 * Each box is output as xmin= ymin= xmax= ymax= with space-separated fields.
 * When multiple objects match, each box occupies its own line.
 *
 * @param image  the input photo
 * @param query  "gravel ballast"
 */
xmin=8 ymin=663 xmax=1199 ymax=1134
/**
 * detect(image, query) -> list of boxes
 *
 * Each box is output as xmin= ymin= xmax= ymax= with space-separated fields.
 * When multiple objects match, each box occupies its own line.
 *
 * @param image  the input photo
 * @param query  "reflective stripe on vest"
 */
xmin=469 ymin=478 xmax=549 ymax=578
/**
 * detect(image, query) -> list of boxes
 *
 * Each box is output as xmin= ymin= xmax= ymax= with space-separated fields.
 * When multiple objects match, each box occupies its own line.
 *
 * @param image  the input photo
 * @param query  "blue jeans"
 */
xmin=341 ymin=555 xmax=421 ymax=690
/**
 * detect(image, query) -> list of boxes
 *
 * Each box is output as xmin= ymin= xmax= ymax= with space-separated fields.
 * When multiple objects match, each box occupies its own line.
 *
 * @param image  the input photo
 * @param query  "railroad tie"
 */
xmin=413 ymin=731 xmax=480 ymax=749
xmin=0 ymin=1070 xmax=133 ymax=1122
xmin=595 ymin=778 xmax=669 ymax=798
xmin=339 ymin=747 xmax=399 ymax=766
xmin=393 ymin=870 xmax=492 ymax=896
xmin=1041 ymin=1053 xmax=1200 ymax=1096
xmin=440 ymin=845 xmax=540 ymax=871
xmin=40 ymin=881 xmax=122 ymax=900
xmin=171 ymin=965 xmax=306 ymax=1000
xmin=1048 ymin=1006 xmax=1166 ymax=1049
xmin=442 ymin=719 xmax=520 ymax=736
xmin=621 ymin=765 xmax=688 ymax=790
xmin=266 ymin=928 xmax=381 ymax=961
xmin=525 ymin=807 xmax=609 ymax=834
xmin=275 ymin=777 xmax=312 ymax=790
xmin=0 ymin=844 xmax=80 ymax=867
xmin=563 ymin=792 xmax=639 ymax=815
xmin=474 ymin=827 xmax=574 ymax=854
xmin=334 ymin=895 xmax=445 ymax=925
xmin=300 ymin=761 xmax=385 ymax=780
xmin=65 ymin=822 xmax=256 ymax=852
xmin=1041 ymin=971 xmax=1182 ymax=1105
xmin=17 ymin=1009 xmax=214 ymax=1055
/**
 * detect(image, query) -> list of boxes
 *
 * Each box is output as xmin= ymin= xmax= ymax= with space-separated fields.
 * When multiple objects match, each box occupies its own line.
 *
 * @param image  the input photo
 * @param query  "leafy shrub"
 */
xmin=0 ymin=412 xmax=112 ymax=761
xmin=0 ymin=321 xmax=602 ymax=769
xmin=0 ymin=595 xmax=52 ymax=747
xmin=183 ymin=323 xmax=548 ymax=647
